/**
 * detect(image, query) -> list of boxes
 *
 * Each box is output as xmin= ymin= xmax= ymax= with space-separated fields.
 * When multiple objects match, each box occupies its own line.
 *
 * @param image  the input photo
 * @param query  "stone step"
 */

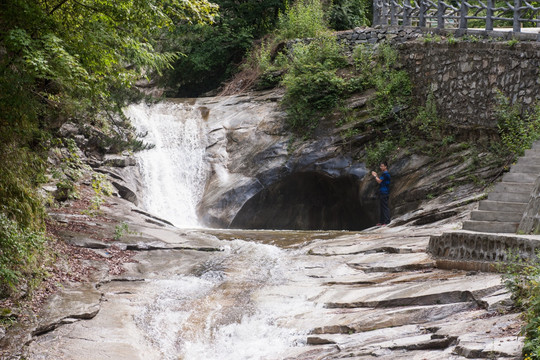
xmin=478 ymin=200 xmax=527 ymax=212
xmin=492 ymin=181 xmax=534 ymax=193
xmin=516 ymin=157 xmax=540 ymax=166
xmin=487 ymin=191 xmax=530 ymax=203
xmin=501 ymin=172 xmax=538 ymax=183
xmin=531 ymin=141 xmax=540 ymax=150
xmin=462 ymin=220 xmax=519 ymax=233
xmin=525 ymin=148 xmax=540 ymax=157
xmin=470 ymin=210 xmax=523 ymax=222
xmin=509 ymin=164 xmax=540 ymax=174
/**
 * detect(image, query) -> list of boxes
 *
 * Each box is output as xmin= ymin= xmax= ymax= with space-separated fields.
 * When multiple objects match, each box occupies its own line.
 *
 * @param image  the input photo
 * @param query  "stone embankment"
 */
xmin=0 ymin=193 xmax=523 ymax=359
xmin=333 ymin=26 xmax=540 ymax=130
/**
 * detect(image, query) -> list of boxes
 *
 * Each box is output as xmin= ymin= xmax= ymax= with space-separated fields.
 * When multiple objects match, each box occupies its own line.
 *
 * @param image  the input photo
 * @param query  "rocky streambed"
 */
xmin=0 ymin=195 xmax=523 ymax=359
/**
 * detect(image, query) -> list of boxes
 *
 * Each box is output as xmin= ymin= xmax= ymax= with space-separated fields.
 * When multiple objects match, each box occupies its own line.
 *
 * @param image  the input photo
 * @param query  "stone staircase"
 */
xmin=462 ymin=142 xmax=540 ymax=233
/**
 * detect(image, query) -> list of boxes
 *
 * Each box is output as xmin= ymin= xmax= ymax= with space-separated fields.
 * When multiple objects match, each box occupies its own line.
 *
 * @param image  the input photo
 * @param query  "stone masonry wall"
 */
xmin=334 ymin=26 xmax=540 ymax=129
xmin=429 ymin=231 xmax=540 ymax=263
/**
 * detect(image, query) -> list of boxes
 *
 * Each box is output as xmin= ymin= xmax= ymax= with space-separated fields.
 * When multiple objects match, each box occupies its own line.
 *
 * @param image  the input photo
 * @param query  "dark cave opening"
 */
xmin=230 ymin=172 xmax=377 ymax=230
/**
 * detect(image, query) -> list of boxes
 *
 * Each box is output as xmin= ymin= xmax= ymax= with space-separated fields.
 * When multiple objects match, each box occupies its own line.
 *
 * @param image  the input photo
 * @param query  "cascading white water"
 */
xmin=125 ymin=101 xmax=208 ymax=227
xmin=125 ymin=98 xmax=312 ymax=359
xmin=134 ymin=240 xmax=311 ymax=360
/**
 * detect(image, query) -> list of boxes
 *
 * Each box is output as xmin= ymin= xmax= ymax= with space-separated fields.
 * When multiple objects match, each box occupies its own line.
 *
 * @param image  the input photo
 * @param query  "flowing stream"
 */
xmin=135 ymin=239 xmax=313 ymax=359
xmin=124 ymin=100 xmax=311 ymax=359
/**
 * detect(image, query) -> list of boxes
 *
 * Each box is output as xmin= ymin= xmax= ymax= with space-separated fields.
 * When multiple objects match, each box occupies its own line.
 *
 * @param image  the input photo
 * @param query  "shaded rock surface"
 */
xmin=183 ymin=90 xmax=503 ymax=230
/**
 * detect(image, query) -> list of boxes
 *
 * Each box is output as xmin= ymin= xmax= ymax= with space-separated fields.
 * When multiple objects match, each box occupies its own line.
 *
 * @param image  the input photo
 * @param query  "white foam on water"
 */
xmin=135 ymin=240 xmax=312 ymax=360
xmin=124 ymin=101 xmax=208 ymax=228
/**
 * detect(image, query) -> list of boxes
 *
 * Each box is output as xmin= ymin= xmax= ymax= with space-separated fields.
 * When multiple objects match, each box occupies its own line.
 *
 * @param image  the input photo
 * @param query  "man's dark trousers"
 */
xmin=380 ymin=194 xmax=390 ymax=225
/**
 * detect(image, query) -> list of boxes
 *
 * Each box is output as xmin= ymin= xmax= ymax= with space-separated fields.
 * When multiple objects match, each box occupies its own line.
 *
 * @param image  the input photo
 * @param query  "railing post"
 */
xmin=513 ymin=0 xmax=521 ymax=32
xmin=373 ymin=0 xmax=380 ymax=26
xmin=459 ymin=0 xmax=468 ymax=29
xmin=419 ymin=0 xmax=426 ymax=26
xmin=391 ymin=0 xmax=398 ymax=25
xmin=486 ymin=0 xmax=494 ymax=30
xmin=437 ymin=0 xmax=445 ymax=28
xmin=403 ymin=2 xmax=411 ymax=26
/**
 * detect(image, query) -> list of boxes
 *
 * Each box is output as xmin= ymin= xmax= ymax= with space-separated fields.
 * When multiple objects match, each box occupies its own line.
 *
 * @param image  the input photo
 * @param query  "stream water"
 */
xmin=125 ymin=101 xmax=313 ymax=359
xmin=136 ymin=239 xmax=314 ymax=359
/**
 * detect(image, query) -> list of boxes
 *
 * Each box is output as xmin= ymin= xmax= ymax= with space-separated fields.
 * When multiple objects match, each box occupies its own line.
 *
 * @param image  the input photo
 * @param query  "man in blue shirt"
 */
xmin=371 ymin=161 xmax=391 ymax=226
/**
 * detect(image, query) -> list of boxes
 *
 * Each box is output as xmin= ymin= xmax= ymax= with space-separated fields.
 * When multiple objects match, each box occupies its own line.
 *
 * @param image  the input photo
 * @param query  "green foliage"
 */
xmin=495 ymin=91 xmax=540 ymax=157
xmin=410 ymin=91 xmax=447 ymax=140
xmin=90 ymin=174 xmax=114 ymax=211
xmin=446 ymin=34 xmax=458 ymax=45
xmin=507 ymin=38 xmax=519 ymax=47
xmin=114 ymin=223 xmax=130 ymax=241
xmin=500 ymin=251 xmax=540 ymax=359
xmin=161 ymin=0 xmax=288 ymax=96
xmin=0 ymin=0 xmax=216 ymax=299
xmin=422 ymin=33 xmax=442 ymax=43
xmin=281 ymin=36 xmax=349 ymax=132
xmin=277 ymin=0 xmax=329 ymax=40
xmin=365 ymin=138 xmax=396 ymax=169
xmin=353 ymin=44 xmax=411 ymax=121
xmin=0 ymin=214 xmax=48 ymax=297
xmin=328 ymin=0 xmax=370 ymax=30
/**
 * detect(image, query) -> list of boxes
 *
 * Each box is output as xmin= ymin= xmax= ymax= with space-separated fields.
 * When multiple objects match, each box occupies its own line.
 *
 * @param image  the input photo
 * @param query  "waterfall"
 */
xmin=125 ymin=101 xmax=208 ymax=228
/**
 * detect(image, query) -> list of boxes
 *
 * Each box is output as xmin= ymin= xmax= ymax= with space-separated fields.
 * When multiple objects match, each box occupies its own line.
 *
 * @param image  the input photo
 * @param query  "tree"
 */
xmin=0 ymin=0 xmax=217 ymax=295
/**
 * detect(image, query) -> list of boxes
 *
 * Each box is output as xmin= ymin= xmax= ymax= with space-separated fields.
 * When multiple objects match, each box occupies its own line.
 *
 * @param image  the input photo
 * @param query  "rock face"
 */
xmin=197 ymin=91 xmax=375 ymax=229
xmin=192 ymin=89 xmax=502 ymax=231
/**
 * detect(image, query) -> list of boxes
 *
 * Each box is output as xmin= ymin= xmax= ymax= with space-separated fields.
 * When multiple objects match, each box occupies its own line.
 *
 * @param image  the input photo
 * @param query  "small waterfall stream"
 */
xmin=124 ymin=99 xmax=311 ymax=359
xmin=124 ymin=101 xmax=209 ymax=227
xmin=135 ymin=240 xmax=311 ymax=360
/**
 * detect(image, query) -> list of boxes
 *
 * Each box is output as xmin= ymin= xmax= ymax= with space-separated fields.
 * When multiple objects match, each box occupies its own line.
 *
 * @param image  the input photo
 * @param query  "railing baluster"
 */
xmin=404 ymin=1 xmax=411 ymax=26
xmin=486 ymin=0 xmax=494 ymax=30
xmin=391 ymin=0 xmax=398 ymax=25
xmin=514 ymin=0 xmax=521 ymax=32
xmin=373 ymin=0 xmax=380 ymax=26
xmin=420 ymin=0 xmax=426 ymax=27
xmin=438 ymin=0 xmax=445 ymax=28
xmin=459 ymin=0 xmax=468 ymax=29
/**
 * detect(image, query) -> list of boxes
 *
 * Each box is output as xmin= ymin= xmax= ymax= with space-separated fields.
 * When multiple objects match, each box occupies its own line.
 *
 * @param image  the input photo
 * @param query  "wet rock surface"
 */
xmin=1 ymin=198 xmax=523 ymax=360
xmin=191 ymin=90 xmax=503 ymax=230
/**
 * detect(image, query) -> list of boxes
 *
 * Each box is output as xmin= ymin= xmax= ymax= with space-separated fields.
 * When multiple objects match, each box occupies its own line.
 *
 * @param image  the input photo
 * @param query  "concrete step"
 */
xmin=531 ymin=141 xmax=540 ymax=150
xmin=462 ymin=220 xmax=519 ymax=233
xmin=488 ymin=191 xmax=530 ymax=203
xmin=492 ymin=181 xmax=534 ymax=193
xmin=525 ymin=149 xmax=540 ymax=157
xmin=478 ymin=200 xmax=527 ymax=212
xmin=501 ymin=172 xmax=538 ymax=183
xmin=509 ymin=164 xmax=540 ymax=174
xmin=470 ymin=210 xmax=523 ymax=222
xmin=516 ymin=157 xmax=540 ymax=166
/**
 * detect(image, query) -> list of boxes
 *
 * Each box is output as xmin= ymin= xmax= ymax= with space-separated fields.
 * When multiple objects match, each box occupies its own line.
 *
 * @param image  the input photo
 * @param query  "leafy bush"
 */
xmin=410 ymin=91 xmax=446 ymax=140
xmin=500 ymin=252 xmax=540 ymax=359
xmin=328 ymin=0 xmax=370 ymax=30
xmin=281 ymin=36 xmax=349 ymax=132
xmin=365 ymin=138 xmax=397 ymax=169
xmin=495 ymin=91 xmax=540 ymax=157
xmin=353 ymin=44 xmax=412 ymax=121
xmin=161 ymin=0 xmax=288 ymax=96
xmin=0 ymin=214 xmax=48 ymax=297
xmin=277 ymin=0 xmax=329 ymax=40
